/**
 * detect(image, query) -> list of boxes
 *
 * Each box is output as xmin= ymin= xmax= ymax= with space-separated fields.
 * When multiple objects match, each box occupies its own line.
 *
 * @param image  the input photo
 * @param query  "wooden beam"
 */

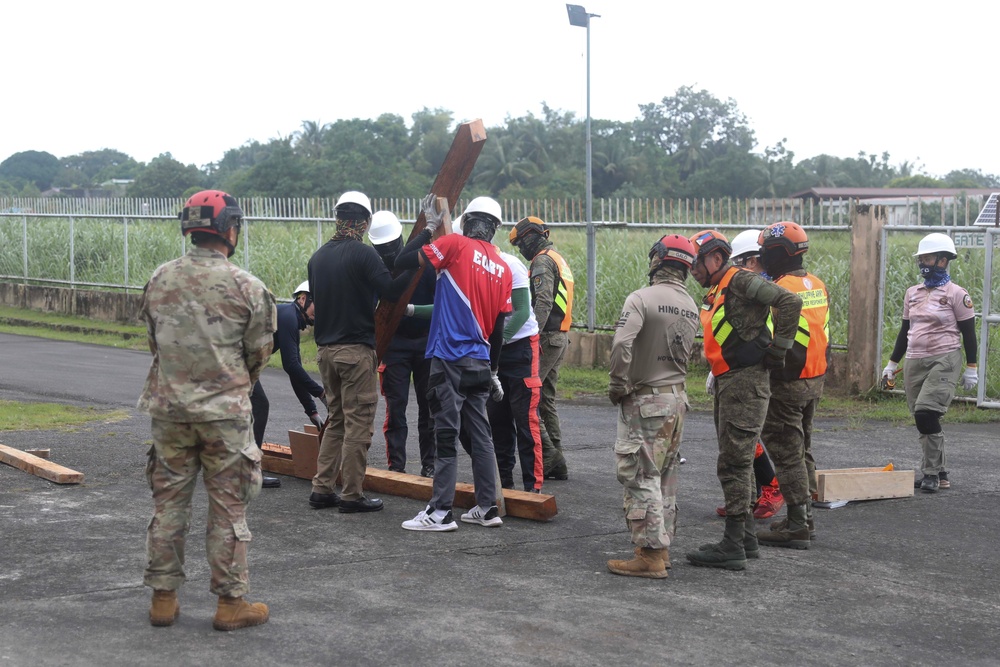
xmin=815 ymin=467 xmax=914 ymax=503
xmin=0 ymin=443 xmax=83 ymax=484
xmin=288 ymin=429 xmax=320 ymax=480
xmin=374 ymin=119 xmax=488 ymax=360
xmin=846 ymin=203 xmax=887 ymax=394
xmin=25 ymin=448 xmax=50 ymax=459
xmin=261 ymin=455 xmax=297 ymax=477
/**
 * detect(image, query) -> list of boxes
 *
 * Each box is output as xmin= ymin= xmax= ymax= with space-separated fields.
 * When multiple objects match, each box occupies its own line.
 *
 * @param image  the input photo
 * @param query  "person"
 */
xmin=882 ymin=232 xmax=977 ymax=493
xmin=138 ymin=189 xmax=275 ymax=631
xmin=710 ymin=229 xmax=784 ymax=520
xmin=508 ymin=216 xmax=574 ymax=481
xmin=249 ymin=281 xmax=326 ymax=489
xmin=369 ymin=210 xmax=437 ymax=478
xmin=683 ymin=229 xmax=801 ymax=571
xmin=606 ymin=234 xmax=699 ymax=579
xmin=394 ymin=195 xmax=512 ymax=532
xmin=306 ymin=191 xmax=413 ymax=514
xmin=753 ymin=222 xmax=830 ymax=549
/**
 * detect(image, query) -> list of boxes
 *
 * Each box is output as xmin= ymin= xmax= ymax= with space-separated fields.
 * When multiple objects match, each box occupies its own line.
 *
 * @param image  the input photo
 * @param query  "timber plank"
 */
xmin=816 ymin=468 xmax=914 ymax=502
xmin=261 ymin=455 xmax=297 ymax=477
xmin=0 ymin=443 xmax=84 ymax=484
xmin=288 ymin=430 xmax=319 ymax=480
xmin=25 ymin=449 xmax=50 ymax=459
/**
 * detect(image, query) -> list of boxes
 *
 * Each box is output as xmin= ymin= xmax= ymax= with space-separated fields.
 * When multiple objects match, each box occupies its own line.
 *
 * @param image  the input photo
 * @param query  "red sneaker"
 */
xmin=753 ymin=482 xmax=785 ymax=519
xmin=715 ymin=504 xmax=726 ymax=517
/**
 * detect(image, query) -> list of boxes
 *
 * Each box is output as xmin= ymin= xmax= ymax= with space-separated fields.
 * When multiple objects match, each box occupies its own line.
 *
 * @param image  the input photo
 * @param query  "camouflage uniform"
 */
xmin=762 ymin=377 xmax=823 ymax=505
xmin=610 ymin=267 xmax=698 ymax=549
xmin=529 ymin=245 xmax=573 ymax=476
xmin=138 ymin=246 xmax=276 ymax=597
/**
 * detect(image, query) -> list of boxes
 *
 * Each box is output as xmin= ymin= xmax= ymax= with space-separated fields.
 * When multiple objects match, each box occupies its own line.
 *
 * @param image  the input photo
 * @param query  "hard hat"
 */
xmin=914 ymin=232 xmax=957 ymax=259
xmin=335 ymin=191 xmax=372 ymax=220
xmin=730 ymin=229 xmax=762 ymax=260
xmin=178 ymin=190 xmax=243 ymax=237
xmin=649 ymin=234 xmax=696 ymax=269
xmin=689 ymin=230 xmax=732 ymax=259
xmin=508 ymin=216 xmax=550 ymax=246
xmin=368 ymin=211 xmax=402 ymax=245
xmin=463 ymin=196 xmax=503 ymax=228
xmin=759 ymin=221 xmax=809 ymax=256
xmin=293 ymin=281 xmax=310 ymax=296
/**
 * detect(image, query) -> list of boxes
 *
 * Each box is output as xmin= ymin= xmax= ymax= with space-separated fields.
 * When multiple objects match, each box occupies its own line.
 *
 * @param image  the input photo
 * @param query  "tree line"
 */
xmin=2 ymin=86 xmax=997 ymax=202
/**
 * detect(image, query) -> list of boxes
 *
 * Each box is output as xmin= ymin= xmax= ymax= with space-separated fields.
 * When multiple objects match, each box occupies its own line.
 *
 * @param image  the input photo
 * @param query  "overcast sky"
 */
xmin=4 ymin=0 xmax=997 ymax=178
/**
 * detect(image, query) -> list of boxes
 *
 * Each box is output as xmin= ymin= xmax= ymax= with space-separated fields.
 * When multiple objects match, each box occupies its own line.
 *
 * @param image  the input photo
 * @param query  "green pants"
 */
xmin=538 ymin=330 xmax=568 ymax=474
xmin=904 ymin=349 xmax=962 ymax=475
xmin=714 ymin=365 xmax=770 ymax=516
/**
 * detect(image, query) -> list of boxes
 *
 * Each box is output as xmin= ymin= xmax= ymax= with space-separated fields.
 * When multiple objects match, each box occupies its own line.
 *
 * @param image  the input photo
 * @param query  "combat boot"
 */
xmin=149 ymin=590 xmax=179 ymax=627
xmin=743 ymin=512 xmax=760 ymax=559
xmin=212 ymin=596 xmax=269 ymax=631
xmin=607 ymin=547 xmax=669 ymax=579
xmin=769 ymin=514 xmax=816 ymax=540
xmin=758 ymin=503 xmax=811 ymax=549
xmin=686 ymin=514 xmax=747 ymax=570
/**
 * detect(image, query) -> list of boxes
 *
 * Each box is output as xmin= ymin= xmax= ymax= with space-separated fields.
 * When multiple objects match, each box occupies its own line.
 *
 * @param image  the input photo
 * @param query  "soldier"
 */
xmin=508 ymin=217 xmax=574 ymax=481
xmin=753 ymin=222 xmax=830 ymax=549
xmin=683 ymin=230 xmax=801 ymax=571
xmin=307 ymin=192 xmax=413 ymax=514
xmin=138 ymin=189 xmax=275 ymax=631
xmin=606 ymin=234 xmax=699 ymax=579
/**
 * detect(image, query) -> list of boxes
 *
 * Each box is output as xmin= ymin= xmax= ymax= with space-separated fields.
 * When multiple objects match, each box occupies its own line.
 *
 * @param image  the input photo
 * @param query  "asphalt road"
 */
xmin=1 ymin=332 xmax=998 ymax=666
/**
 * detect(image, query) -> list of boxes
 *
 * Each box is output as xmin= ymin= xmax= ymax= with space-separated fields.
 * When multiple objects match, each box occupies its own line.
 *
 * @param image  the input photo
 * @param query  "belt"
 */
xmin=633 ymin=382 xmax=684 ymax=396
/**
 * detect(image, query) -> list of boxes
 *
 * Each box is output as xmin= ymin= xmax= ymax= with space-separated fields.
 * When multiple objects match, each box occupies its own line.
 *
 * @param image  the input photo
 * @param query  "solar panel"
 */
xmin=973 ymin=193 xmax=1000 ymax=226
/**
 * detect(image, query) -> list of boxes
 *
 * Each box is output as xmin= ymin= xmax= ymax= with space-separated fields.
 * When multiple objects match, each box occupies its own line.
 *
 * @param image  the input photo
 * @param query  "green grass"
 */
xmin=0 ymin=399 xmax=129 ymax=431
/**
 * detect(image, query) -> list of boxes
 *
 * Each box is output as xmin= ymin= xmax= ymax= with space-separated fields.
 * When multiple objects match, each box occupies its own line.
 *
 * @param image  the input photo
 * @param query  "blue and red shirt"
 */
xmin=422 ymin=234 xmax=512 ymax=362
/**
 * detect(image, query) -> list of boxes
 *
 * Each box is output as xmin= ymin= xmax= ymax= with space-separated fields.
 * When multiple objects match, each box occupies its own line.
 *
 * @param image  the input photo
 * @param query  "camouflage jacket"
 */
xmin=137 ymin=246 xmax=277 ymax=422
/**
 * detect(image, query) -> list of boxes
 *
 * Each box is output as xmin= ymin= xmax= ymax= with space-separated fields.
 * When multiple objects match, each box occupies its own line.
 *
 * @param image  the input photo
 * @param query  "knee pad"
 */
xmin=436 ymin=428 xmax=458 ymax=458
xmin=914 ymin=410 xmax=942 ymax=435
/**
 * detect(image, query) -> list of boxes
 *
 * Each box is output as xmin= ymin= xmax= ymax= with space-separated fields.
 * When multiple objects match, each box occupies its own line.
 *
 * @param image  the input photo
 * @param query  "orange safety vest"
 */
xmin=700 ymin=266 xmax=770 ymax=376
xmin=771 ymin=272 xmax=829 ymax=380
xmin=537 ymin=248 xmax=574 ymax=332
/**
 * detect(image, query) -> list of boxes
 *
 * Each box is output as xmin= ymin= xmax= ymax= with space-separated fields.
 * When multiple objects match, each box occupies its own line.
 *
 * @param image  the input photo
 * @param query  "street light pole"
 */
xmin=566 ymin=4 xmax=599 ymax=332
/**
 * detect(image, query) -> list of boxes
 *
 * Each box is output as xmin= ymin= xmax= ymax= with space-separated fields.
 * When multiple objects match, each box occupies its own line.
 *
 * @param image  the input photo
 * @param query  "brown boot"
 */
xmin=149 ymin=590 xmax=179 ymax=627
xmin=212 ymin=596 xmax=270 ymax=631
xmin=607 ymin=547 xmax=669 ymax=579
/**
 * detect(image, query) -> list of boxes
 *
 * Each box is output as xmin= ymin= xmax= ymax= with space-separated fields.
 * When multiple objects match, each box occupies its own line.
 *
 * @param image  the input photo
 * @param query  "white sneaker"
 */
xmin=460 ymin=505 xmax=503 ymax=527
xmin=402 ymin=507 xmax=458 ymax=532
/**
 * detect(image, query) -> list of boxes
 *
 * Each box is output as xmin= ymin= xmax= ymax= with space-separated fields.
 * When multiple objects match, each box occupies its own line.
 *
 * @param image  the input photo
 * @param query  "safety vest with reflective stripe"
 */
xmin=538 ymin=248 xmax=574 ymax=332
xmin=770 ymin=272 xmax=829 ymax=380
xmin=700 ymin=266 xmax=769 ymax=376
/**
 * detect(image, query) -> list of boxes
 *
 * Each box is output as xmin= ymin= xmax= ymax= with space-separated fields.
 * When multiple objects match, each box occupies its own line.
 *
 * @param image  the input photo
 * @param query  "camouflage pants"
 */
xmin=614 ymin=388 xmax=686 ymax=550
xmin=760 ymin=394 xmax=817 ymax=506
xmin=539 ymin=331 xmax=568 ymax=473
xmin=144 ymin=417 xmax=262 ymax=597
xmin=714 ymin=365 xmax=770 ymax=516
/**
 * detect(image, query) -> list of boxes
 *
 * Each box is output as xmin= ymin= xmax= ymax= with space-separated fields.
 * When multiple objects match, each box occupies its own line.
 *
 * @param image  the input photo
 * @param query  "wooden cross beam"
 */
xmin=374 ymin=119 xmax=487 ymax=361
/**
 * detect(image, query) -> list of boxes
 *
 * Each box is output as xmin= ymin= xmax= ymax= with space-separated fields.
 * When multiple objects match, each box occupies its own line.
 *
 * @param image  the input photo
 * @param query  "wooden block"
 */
xmin=262 ymin=442 xmax=293 ymax=458
xmin=303 ymin=424 xmax=319 ymax=435
xmin=816 ymin=468 xmax=915 ymax=502
xmin=261 ymin=454 xmax=297 ymax=477
xmin=25 ymin=449 xmax=50 ymax=459
xmin=362 ymin=468 xmax=557 ymax=521
xmin=288 ymin=430 xmax=319 ymax=480
xmin=0 ymin=443 xmax=84 ymax=484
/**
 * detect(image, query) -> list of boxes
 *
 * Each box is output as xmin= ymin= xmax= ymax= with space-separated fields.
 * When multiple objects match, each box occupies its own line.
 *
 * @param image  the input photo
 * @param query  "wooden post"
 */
xmin=846 ymin=203 xmax=887 ymax=394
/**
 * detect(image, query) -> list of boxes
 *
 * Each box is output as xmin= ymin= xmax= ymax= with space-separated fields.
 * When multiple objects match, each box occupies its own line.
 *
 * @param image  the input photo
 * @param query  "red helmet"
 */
xmin=758 ymin=221 xmax=808 ymax=256
xmin=179 ymin=190 xmax=243 ymax=238
xmin=649 ymin=234 xmax=697 ymax=269
xmin=689 ymin=230 xmax=732 ymax=259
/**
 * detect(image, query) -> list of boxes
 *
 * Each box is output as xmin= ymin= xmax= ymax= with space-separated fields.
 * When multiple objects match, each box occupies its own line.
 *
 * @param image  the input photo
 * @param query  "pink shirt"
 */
xmin=902 ymin=281 xmax=975 ymax=359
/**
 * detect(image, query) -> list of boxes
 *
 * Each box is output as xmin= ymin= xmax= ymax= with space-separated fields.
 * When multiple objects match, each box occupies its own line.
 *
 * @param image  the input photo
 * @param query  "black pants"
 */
xmin=250 ymin=380 xmax=268 ymax=448
xmin=379 ymin=335 xmax=434 ymax=472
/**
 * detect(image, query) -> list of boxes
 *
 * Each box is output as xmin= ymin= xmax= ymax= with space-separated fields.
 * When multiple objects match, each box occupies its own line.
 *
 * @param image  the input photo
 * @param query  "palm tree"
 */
xmin=293 ymin=120 xmax=329 ymax=160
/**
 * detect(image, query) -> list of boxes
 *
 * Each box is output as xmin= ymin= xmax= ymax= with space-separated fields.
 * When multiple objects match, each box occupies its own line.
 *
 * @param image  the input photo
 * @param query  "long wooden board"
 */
xmin=815 ymin=468 xmax=914 ymax=502
xmin=0 ymin=443 xmax=83 ymax=484
xmin=374 ymin=119 xmax=487 ymax=360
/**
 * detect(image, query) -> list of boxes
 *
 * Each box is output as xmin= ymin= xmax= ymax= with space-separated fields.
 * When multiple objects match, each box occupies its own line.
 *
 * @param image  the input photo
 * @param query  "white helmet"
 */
xmin=335 ymin=191 xmax=372 ymax=218
xmin=293 ymin=281 xmax=310 ymax=296
xmin=463 ymin=196 xmax=503 ymax=227
xmin=914 ymin=232 xmax=957 ymax=259
xmin=368 ymin=211 xmax=402 ymax=245
xmin=730 ymin=229 xmax=762 ymax=261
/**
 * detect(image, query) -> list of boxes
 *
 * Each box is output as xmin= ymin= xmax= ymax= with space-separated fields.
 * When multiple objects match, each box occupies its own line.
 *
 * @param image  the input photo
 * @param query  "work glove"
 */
xmin=881 ymin=361 xmax=899 ymax=389
xmin=608 ymin=385 xmax=627 ymax=406
xmin=405 ymin=304 xmax=415 ymax=316
xmin=706 ymin=371 xmax=716 ymax=396
xmin=308 ymin=413 xmax=324 ymax=431
xmin=961 ymin=365 xmax=978 ymax=391
xmin=762 ymin=348 xmax=785 ymax=371
xmin=420 ymin=193 xmax=445 ymax=234
xmin=489 ymin=371 xmax=505 ymax=403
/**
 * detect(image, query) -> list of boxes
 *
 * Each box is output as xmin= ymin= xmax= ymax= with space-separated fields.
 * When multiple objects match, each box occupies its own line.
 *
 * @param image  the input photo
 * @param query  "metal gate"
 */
xmin=978 ymin=225 xmax=1000 ymax=407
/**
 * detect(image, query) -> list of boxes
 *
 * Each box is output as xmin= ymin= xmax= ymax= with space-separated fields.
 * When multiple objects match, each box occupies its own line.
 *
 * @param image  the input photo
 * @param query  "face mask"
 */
xmin=919 ymin=263 xmax=950 ymax=287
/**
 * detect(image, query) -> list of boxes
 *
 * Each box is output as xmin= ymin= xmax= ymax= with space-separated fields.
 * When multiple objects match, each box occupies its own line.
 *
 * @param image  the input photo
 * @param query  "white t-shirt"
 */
xmin=497 ymin=249 xmax=539 ymax=342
